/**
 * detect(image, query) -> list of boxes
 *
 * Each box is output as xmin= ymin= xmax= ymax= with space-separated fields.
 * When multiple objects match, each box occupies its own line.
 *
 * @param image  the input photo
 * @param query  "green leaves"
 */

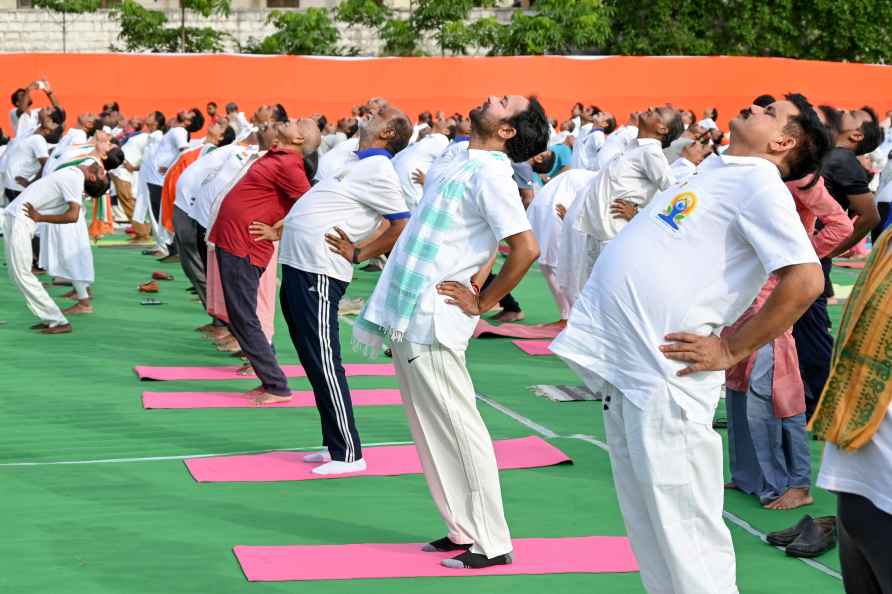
xmin=336 ymin=0 xmax=392 ymax=29
xmin=110 ymin=0 xmax=226 ymax=53
xmin=33 ymin=0 xmax=101 ymax=14
xmin=244 ymin=8 xmax=340 ymax=55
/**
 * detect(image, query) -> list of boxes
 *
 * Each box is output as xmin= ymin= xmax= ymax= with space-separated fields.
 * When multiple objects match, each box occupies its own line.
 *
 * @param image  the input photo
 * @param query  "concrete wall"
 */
xmin=0 ymin=5 xmax=510 ymax=54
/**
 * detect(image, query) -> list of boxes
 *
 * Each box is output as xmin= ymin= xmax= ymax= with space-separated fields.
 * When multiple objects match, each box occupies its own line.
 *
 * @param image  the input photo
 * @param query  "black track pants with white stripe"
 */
xmin=280 ymin=265 xmax=362 ymax=462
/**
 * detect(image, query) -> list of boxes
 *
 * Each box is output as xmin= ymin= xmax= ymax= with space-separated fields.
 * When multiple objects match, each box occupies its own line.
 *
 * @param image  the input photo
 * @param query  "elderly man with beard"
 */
xmin=251 ymin=107 xmax=413 ymax=476
xmin=356 ymin=95 xmax=549 ymax=569
xmin=552 ymin=95 xmax=831 ymax=593
xmin=208 ymin=118 xmax=320 ymax=404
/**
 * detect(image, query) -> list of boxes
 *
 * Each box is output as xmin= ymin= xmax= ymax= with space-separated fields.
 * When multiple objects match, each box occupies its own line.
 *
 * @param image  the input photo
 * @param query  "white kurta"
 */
xmin=40 ymin=209 xmax=93 ymax=283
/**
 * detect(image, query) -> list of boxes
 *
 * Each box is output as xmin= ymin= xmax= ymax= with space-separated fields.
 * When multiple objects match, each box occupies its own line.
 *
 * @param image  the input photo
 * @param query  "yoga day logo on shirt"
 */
xmin=657 ymin=191 xmax=698 ymax=231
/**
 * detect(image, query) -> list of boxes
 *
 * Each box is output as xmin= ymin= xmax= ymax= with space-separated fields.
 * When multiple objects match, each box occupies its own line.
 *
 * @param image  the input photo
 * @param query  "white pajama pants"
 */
xmin=577 ymin=367 xmax=738 ymax=594
xmin=2 ymin=216 xmax=68 ymax=327
xmin=539 ymin=263 xmax=571 ymax=320
xmin=391 ymin=339 xmax=512 ymax=558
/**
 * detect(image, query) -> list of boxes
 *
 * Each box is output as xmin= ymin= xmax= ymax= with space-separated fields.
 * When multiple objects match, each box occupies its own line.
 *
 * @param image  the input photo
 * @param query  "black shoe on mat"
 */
xmin=421 ymin=537 xmax=472 ymax=553
xmin=441 ymin=550 xmax=513 ymax=569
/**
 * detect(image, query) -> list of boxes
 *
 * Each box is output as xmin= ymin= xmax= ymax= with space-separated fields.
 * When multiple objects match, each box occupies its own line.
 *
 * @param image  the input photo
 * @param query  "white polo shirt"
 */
xmin=597 ymin=125 xmax=638 ymax=170
xmin=45 ymin=145 xmax=96 ymax=175
xmin=315 ymin=136 xmax=359 ymax=181
xmin=279 ymin=149 xmax=409 ymax=284
xmin=171 ymin=144 xmax=218 ymax=219
xmin=552 ymin=153 xmax=819 ymax=423
xmin=190 ymin=144 xmax=258 ymax=229
xmin=113 ymin=130 xmax=161 ymax=184
xmin=144 ymin=127 xmax=188 ymax=185
xmin=11 ymin=108 xmax=39 ymax=138
xmin=572 ymin=127 xmax=606 ymax=171
xmin=5 ymin=166 xmax=84 ymax=233
xmin=392 ymin=132 xmax=450 ymax=210
xmin=527 ymin=169 xmax=596 ymax=269
xmin=670 ymin=157 xmax=698 ymax=184
xmin=363 ymin=147 xmax=531 ymax=352
xmin=4 ymin=134 xmax=49 ymax=191
xmin=576 ymin=137 xmax=674 ymax=242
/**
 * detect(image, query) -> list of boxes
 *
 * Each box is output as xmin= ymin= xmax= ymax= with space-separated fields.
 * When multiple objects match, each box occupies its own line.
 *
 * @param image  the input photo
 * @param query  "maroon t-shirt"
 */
xmin=209 ymin=148 xmax=310 ymax=268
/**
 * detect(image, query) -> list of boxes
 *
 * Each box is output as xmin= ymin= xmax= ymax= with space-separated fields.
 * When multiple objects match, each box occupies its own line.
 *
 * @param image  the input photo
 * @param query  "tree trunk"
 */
xmin=180 ymin=3 xmax=186 ymax=53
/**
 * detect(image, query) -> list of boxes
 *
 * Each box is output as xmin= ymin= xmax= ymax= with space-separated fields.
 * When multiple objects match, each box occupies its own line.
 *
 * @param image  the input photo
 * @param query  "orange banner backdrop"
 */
xmin=2 ymin=53 xmax=892 ymax=131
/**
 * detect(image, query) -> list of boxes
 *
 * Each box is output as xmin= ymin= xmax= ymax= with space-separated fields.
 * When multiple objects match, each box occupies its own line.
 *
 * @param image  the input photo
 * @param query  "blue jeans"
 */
xmin=726 ymin=348 xmax=812 ymax=503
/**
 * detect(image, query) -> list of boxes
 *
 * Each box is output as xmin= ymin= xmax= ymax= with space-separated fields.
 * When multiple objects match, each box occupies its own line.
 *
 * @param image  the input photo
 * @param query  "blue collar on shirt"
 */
xmin=355 ymin=148 xmax=393 ymax=160
xmin=453 ymin=135 xmax=470 ymax=143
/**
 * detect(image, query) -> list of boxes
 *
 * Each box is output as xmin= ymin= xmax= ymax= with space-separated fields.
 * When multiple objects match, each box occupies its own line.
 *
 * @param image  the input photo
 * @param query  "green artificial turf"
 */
xmin=0 ymin=241 xmax=848 ymax=593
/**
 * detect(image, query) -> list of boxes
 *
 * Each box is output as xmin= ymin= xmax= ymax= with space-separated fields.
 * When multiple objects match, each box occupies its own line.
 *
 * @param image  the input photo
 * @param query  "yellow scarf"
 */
xmin=808 ymin=228 xmax=892 ymax=450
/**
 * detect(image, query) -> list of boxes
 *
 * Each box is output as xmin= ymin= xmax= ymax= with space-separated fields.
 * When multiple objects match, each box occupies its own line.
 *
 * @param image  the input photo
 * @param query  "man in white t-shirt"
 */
xmin=558 ymin=107 xmax=683 ymax=310
xmin=551 ymin=95 xmax=831 ymax=594
xmin=53 ymin=112 xmax=97 ymax=159
xmin=527 ymin=169 xmax=596 ymax=324
xmin=264 ymin=107 xmax=412 ymax=477
xmin=3 ymin=119 xmax=61 ymax=202
xmin=112 ymin=110 xmax=165 ymax=240
xmin=355 ymin=94 xmax=549 ymax=570
xmin=144 ymin=108 xmax=205 ymax=257
xmin=391 ymin=118 xmax=450 ymax=210
xmin=314 ymin=133 xmax=359 ymax=182
xmin=571 ymin=107 xmax=616 ymax=171
xmin=2 ymin=161 xmax=108 ymax=333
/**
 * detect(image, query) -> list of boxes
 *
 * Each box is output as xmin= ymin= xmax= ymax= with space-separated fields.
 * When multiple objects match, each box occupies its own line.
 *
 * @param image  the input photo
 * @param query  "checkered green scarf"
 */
xmin=354 ymin=153 xmax=492 ymax=353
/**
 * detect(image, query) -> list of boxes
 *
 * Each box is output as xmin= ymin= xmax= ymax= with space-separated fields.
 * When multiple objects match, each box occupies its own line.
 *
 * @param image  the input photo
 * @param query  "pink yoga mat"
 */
xmin=835 ymin=260 xmax=865 ymax=269
xmin=134 ymin=363 xmax=395 ymax=381
xmin=473 ymin=320 xmax=563 ymax=339
xmin=512 ymin=340 xmax=554 ymax=356
xmin=234 ymin=536 xmax=638 ymax=581
xmin=185 ymin=436 xmax=571 ymax=482
xmin=142 ymin=388 xmax=402 ymax=409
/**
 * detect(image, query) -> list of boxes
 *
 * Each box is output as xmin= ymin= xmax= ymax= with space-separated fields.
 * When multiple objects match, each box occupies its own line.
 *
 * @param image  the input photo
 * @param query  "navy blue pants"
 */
xmin=216 ymin=246 xmax=290 ymax=396
xmin=793 ymin=259 xmax=834 ymax=420
xmin=280 ymin=265 xmax=362 ymax=462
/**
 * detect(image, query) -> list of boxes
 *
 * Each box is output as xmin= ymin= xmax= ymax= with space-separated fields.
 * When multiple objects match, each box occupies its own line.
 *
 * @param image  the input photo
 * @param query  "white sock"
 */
xmin=303 ymin=450 xmax=332 ymax=463
xmin=311 ymin=459 xmax=367 ymax=475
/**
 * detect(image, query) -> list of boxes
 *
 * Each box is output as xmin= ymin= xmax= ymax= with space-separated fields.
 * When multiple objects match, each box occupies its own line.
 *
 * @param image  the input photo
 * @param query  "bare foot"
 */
xmin=253 ymin=392 xmax=293 ymax=406
xmin=492 ymin=310 xmax=525 ymax=323
xmin=62 ymin=302 xmax=94 ymax=315
xmin=764 ymin=488 xmax=814 ymax=510
xmin=243 ymin=385 xmax=265 ymax=399
xmin=724 ymin=482 xmax=739 ymax=490
xmin=237 ymin=362 xmax=255 ymax=376
xmin=215 ymin=337 xmax=241 ymax=353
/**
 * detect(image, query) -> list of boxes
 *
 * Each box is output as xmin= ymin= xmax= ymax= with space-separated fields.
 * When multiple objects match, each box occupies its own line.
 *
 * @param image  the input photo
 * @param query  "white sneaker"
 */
xmin=303 ymin=450 xmax=332 ymax=463
xmin=311 ymin=459 xmax=367 ymax=475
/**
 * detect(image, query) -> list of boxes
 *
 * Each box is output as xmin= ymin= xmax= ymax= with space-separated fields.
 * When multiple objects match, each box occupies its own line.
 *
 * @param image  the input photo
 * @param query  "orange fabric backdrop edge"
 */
xmin=2 ymin=54 xmax=891 ymax=132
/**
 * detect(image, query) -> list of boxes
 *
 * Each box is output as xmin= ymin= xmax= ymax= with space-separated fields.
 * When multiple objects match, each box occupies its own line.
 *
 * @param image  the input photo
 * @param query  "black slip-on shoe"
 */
xmin=786 ymin=518 xmax=837 ymax=558
xmin=767 ymin=515 xmax=814 ymax=547
xmin=441 ymin=550 xmax=513 ymax=569
xmin=421 ymin=537 xmax=473 ymax=553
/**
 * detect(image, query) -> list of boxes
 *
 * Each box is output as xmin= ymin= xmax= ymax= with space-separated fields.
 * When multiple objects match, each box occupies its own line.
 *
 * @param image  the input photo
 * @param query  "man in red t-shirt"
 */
xmin=208 ymin=118 xmax=321 ymax=400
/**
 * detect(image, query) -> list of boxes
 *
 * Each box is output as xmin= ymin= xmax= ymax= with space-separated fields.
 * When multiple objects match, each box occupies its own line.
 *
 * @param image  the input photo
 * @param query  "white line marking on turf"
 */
xmin=475 ymin=392 xmax=842 ymax=582
xmin=0 ymin=440 xmax=415 ymax=468
xmin=475 ymin=393 xmax=558 ymax=438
